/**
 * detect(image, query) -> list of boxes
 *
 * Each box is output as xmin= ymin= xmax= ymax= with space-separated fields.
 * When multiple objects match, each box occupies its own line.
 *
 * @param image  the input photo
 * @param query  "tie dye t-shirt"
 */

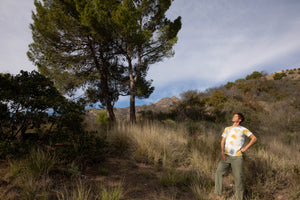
xmin=222 ymin=126 xmax=252 ymax=156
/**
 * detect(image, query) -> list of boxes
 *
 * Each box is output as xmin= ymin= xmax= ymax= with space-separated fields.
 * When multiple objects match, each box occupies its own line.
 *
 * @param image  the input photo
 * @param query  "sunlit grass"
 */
xmin=109 ymin=122 xmax=188 ymax=168
xmin=57 ymin=179 xmax=92 ymax=200
xmin=98 ymin=182 xmax=124 ymax=200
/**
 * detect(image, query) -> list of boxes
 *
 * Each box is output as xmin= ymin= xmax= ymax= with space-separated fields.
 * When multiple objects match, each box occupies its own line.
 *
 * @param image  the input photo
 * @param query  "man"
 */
xmin=215 ymin=113 xmax=257 ymax=200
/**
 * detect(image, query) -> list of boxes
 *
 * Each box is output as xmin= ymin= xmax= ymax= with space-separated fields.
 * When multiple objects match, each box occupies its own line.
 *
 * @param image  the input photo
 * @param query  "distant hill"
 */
xmin=86 ymin=68 xmax=300 ymax=122
xmin=266 ymin=68 xmax=300 ymax=80
xmin=86 ymin=96 xmax=180 ymax=121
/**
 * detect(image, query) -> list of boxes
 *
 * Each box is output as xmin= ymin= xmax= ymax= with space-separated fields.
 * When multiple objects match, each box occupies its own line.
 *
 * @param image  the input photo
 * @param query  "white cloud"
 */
xmin=1 ymin=0 xmax=300 ymax=107
xmin=148 ymin=0 xmax=300 ymax=89
xmin=0 ymin=0 xmax=36 ymax=74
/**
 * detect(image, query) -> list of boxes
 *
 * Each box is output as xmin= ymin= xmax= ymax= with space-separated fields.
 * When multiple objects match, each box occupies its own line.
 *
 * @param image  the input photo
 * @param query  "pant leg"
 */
xmin=214 ymin=157 xmax=230 ymax=195
xmin=231 ymin=156 xmax=244 ymax=200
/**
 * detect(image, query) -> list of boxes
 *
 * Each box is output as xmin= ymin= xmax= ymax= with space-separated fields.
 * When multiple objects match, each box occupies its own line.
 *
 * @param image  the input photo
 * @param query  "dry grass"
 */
xmin=105 ymin=121 xmax=299 ymax=199
xmin=1 ymin=120 xmax=299 ymax=200
xmin=108 ymin=122 xmax=188 ymax=168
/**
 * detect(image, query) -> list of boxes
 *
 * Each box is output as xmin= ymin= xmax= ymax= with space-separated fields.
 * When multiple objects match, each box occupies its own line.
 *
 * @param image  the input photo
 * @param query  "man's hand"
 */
xmin=241 ymin=134 xmax=257 ymax=153
xmin=220 ymin=137 xmax=226 ymax=161
xmin=221 ymin=152 xmax=226 ymax=161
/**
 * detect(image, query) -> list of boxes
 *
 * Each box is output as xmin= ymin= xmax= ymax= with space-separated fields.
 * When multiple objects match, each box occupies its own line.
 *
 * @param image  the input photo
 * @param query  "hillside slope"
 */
xmin=86 ymin=96 xmax=180 ymax=122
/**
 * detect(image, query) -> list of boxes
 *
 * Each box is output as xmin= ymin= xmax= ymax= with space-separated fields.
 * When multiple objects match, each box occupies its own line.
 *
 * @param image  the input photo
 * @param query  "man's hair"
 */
xmin=235 ymin=112 xmax=244 ymax=124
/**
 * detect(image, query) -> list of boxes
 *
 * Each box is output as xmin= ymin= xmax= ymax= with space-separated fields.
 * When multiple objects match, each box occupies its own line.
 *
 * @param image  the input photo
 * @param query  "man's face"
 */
xmin=232 ymin=114 xmax=241 ymax=123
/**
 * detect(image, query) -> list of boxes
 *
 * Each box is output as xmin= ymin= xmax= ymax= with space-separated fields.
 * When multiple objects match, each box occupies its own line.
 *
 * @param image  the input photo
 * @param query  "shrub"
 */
xmin=55 ymin=134 xmax=107 ymax=168
xmin=245 ymin=71 xmax=264 ymax=80
xmin=289 ymin=71 xmax=295 ymax=74
xmin=273 ymin=72 xmax=287 ymax=80
xmin=206 ymin=91 xmax=227 ymax=107
xmin=224 ymin=81 xmax=234 ymax=89
xmin=96 ymin=110 xmax=109 ymax=124
xmin=0 ymin=71 xmax=86 ymax=155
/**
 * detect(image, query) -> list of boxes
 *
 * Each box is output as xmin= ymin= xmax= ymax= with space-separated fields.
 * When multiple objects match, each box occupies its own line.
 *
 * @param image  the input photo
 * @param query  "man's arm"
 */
xmin=221 ymin=137 xmax=226 ymax=161
xmin=241 ymin=134 xmax=257 ymax=153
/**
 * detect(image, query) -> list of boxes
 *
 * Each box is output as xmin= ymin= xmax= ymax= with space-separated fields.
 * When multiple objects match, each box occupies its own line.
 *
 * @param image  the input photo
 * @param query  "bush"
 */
xmin=55 ymin=134 xmax=107 ymax=168
xmin=0 ymin=70 xmax=86 ymax=149
xmin=246 ymin=71 xmax=264 ymax=80
xmin=224 ymin=81 xmax=234 ymax=89
xmin=96 ymin=110 xmax=109 ymax=124
xmin=273 ymin=72 xmax=287 ymax=80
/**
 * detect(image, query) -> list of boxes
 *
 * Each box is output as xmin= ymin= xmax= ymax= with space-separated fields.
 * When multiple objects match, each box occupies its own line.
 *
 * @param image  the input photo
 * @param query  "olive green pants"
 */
xmin=215 ymin=155 xmax=244 ymax=200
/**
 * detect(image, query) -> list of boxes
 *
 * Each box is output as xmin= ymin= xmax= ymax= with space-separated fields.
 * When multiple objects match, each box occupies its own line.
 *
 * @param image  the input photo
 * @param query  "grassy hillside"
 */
xmin=0 ymin=69 xmax=299 ymax=200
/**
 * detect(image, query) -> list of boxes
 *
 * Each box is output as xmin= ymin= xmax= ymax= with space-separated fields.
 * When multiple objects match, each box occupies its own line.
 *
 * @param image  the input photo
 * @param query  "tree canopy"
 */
xmin=28 ymin=0 xmax=181 ymax=122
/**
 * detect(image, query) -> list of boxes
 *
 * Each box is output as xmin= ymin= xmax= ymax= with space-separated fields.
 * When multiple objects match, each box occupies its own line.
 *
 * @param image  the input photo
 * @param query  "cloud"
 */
xmin=1 ymin=0 xmax=300 ymax=108
xmin=0 ymin=0 xmax=36 ymax=74
xmin=148 ymin=0 xmax=300 ymax=90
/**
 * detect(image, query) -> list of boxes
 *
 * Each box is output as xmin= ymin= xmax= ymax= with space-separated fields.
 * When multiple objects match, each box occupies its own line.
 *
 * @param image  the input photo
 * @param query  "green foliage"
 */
xmin=28 ymin=0 xmax=181 ymax=122
xmin=224 ymin=81 xmax=234 ymax=89
xmin=0 ymin=71 xmax=86 ymax=159
xmin=112 ymin=0 xmax=181 ymax=122
xmin=95 ymin=110 xmax=109 ymax=124
xmin=171 ymin=90 xmax=207 ymax=121
xmin=0 ymin=71 xmax=62 ymax=138
xmin=55 ymin=134 xmax=107 ymax=168
xmin=235 ymin=78 xmax=245 ymax=83
xmin=28 ymin=0 xmax=127 ymax=121
xmin=0 ymin=71 xmax=85 ymax=135
xmin=245 ymin=71 xmax=264 ymax=80
xmin=273 ymin=72 xmax=287 ymax=80
xmin=288 ymin=70 xmax=295 ymax=74
xmin=206 ymin=91 xmax=227 ymax=107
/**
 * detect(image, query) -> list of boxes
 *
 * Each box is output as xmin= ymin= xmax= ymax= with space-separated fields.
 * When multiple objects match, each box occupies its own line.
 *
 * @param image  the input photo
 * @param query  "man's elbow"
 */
xmin=253 ymin=135 xmax=257 ymax=143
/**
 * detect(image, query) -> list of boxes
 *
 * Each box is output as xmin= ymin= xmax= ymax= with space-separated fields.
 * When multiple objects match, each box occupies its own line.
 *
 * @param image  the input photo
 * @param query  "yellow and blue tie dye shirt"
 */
xmin=222 ymin=126 xmax=252 ymax=156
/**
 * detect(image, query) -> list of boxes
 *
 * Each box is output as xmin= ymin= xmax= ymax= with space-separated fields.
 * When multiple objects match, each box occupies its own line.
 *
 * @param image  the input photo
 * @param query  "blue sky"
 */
xmin=1 ymin=0 xmax=300 ymax=108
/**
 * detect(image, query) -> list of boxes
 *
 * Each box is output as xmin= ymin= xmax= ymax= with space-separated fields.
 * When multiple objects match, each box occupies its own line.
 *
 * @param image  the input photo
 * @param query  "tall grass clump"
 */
xmin=190 ymin=171 xmax=214 ymax=200
xmin=57 ymin=179 xmax=92 ymax=200
xmin=57 ymin=180 xmax=124 ymax=200
xmin=21 ymin=176 xmax=51 ymax=200
xmin=98 ymin=182 xmax=124 ymax=200
xmin=7 ymin=148 xmax=56 ymax=179
xmin=188 ymin=129 xmax=220 ymax=175
xmin=108 ymin=122 xmax=188 ymax=168
xmin=159 ymin=168 xmax=191 ymax=187
xmin=26 ymin=148 xmax=56 ymax=177
xmin=5 ymin=148 xmax=56 ymax=199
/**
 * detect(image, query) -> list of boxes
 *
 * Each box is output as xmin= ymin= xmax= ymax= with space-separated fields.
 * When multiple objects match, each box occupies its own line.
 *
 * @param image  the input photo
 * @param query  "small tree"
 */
xmin=0 ymin=70 xmax=85 ymax=139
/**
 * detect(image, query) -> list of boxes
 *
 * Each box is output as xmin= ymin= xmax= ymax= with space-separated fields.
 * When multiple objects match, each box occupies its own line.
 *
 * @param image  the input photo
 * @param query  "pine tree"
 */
xmin=28 ymin=0 xmax=125 ymax=121
xmin=113 ymin=0 xmax=181 ymax=123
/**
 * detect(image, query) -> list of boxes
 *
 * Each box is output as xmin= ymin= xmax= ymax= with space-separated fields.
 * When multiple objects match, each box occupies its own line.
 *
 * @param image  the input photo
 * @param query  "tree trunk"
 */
xmin=106 ymin=101 xmax=116 ymax=122
xmin=130 ymin=87 xmax=136 ymax=124
xmin=128 ymin=52 xmax=136 ymax=124
xmin=89 ymin=37 xmax=116 ymax=122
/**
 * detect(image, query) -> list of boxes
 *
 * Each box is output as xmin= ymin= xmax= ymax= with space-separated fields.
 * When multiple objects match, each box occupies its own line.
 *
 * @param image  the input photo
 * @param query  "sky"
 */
xmin=1 ymin=0 xmax=300 ymax=108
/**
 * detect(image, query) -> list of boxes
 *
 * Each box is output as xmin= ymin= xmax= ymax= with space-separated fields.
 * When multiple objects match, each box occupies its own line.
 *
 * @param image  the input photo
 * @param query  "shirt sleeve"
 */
xmin=222 ymin=128 xmax=227 ymax=138
xmin=243 ymin=128 xmax=252 ymax=137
